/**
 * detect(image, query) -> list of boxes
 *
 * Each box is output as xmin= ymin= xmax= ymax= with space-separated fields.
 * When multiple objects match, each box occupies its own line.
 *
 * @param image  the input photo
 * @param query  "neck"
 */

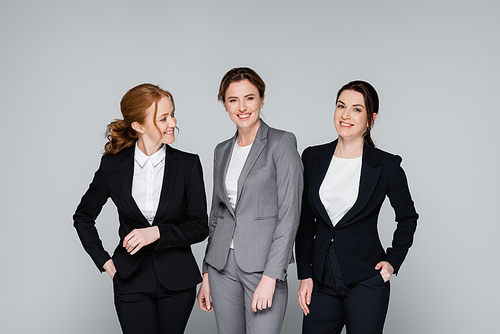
xmin=236 ymin=119 xmax=260 ymax=147
xmin=334 ymin=136 xmax=364 ymax=159
xmin=137 ymin=137 xmax=162 ymax=156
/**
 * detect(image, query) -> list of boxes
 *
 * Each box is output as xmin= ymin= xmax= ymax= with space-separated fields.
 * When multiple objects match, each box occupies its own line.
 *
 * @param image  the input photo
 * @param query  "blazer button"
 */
xmin=331 ymin=238 xmax=333 ymax=242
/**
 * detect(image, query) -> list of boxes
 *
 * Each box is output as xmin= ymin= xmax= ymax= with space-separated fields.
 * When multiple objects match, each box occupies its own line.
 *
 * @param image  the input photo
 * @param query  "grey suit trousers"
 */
xmin=208 ymin=249 xmax=288 ymax=334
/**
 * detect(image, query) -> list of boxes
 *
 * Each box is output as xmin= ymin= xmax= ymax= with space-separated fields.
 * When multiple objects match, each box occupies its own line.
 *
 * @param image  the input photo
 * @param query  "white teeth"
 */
xmin=238 ymin=114 xmax=250 ymax=119
xmin=340 ymin=122 xmax=353 ymax=126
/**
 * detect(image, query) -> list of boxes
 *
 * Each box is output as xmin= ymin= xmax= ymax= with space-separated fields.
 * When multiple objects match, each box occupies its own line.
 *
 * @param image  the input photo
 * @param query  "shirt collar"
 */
xmin=134 ymin=143 xmax=166 ymax=167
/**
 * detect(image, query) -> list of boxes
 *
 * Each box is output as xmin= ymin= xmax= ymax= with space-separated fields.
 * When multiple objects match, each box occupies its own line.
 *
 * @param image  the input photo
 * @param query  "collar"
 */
xmin=134 ymin=143 xmax=166 ymax=167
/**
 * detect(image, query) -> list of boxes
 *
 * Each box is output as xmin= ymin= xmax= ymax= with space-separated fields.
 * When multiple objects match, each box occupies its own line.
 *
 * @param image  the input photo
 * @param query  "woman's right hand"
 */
xmin=297 ymin=278 xmax=314 ymax=316
xmin=197 ymin=273 xmax=213 ymax=311
xmin=103 ymin=259 xmax=117 ymax=280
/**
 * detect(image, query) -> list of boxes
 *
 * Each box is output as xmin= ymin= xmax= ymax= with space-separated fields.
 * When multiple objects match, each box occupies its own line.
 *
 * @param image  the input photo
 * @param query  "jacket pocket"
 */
xmin=255 ymin=215 xmax=278 ymax=221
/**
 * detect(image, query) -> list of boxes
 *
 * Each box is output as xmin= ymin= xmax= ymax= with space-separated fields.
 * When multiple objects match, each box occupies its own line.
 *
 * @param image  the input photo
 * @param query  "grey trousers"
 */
xmin=208 ymin=249 xmax=288 ymax=334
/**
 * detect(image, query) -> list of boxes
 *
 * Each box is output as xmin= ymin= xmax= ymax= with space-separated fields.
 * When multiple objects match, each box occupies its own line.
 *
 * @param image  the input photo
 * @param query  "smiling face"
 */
xmin=223 ymin=79 xmax=264 ymax=133
xmin=334 ymin=90 xmax=376 ymax=141
xmin=134 ymin=96 xmax=177 ymax=154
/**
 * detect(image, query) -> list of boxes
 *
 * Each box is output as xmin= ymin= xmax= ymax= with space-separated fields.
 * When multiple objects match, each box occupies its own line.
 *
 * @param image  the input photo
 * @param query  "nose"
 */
xmin=238 ymin=100 xmax=247 ymax=112
xmin=168 ymin=116 xmax=177 ymax=127
xmin=340 ymin=108 xmax=350 ymax=119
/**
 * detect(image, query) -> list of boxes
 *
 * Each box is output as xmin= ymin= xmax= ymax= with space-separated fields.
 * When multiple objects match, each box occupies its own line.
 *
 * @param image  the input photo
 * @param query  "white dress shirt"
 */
xmin=319 ymin=155 xmax=362 ymax=226
xmin=132 ymin=143 xmax=166 ymax=224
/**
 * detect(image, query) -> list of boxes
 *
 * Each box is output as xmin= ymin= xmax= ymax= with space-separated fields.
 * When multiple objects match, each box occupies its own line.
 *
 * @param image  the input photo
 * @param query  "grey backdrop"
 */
xmin=1 ymin=0 xmax=499 ymax=333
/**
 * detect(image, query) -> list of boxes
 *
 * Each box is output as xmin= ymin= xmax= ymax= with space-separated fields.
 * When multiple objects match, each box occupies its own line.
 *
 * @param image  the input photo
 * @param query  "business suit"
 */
xmin=295 ymin=140 xmax=418 ymax=333
xmin=74 ymin=144 xmax=208 ymax=333
xmin=203 ymin=120 xmax=303 ymax=333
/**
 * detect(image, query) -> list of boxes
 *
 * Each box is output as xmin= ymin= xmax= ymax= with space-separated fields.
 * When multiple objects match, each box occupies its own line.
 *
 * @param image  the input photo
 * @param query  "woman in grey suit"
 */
xmin=197 ymin=67 xmax=303 ymax=334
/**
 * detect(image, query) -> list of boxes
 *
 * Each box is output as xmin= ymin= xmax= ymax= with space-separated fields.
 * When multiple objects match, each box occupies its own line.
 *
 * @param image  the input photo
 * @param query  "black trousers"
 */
xmin=113 ymin=253 xmax=196 ymax=334
xmin=303 ymin=246 xmax=390 ymax=334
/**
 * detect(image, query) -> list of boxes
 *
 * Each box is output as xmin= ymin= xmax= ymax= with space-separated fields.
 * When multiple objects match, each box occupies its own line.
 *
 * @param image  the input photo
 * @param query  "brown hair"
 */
xmin=104 ymin=83 xmax=175 ymax=155
xmin=218 ymin=67 xmax=266 ymax=102
xmin=336 ymin=80 xmax=379 ymax=147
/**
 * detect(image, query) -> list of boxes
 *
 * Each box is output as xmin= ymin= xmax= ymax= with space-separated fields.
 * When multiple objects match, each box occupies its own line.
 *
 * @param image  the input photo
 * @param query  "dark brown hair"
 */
xmin=218 ymin=67 xmax=265 ymax=102
xmin=336 ymin=80 xmax=379 ymax=147
xmin=104 ymin=83 xmax=175 ymax=155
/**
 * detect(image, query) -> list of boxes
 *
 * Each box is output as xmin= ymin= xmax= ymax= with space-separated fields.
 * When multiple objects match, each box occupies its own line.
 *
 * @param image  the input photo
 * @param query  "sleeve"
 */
xmin=73 ymin=156 xmax=111 ymax=272
xmin=295 ymin=147 xmax=317 ymax=279
xmin=384 ymin=156 xmax=419 ymax=274
xmin=263 ymin=132 xmax=304 ymax=281
xmin=155 ymin=155 xmax=209 ymax=249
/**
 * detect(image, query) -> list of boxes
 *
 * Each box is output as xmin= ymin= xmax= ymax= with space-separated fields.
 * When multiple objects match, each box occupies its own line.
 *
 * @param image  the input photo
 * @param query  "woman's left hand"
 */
xmin=375 ymin=261 xmax=394 ymax=282
xmin=251 ymin=274 xmax=276 ymax=312
xmin=123 ymin=226 xmax=160 ymax=255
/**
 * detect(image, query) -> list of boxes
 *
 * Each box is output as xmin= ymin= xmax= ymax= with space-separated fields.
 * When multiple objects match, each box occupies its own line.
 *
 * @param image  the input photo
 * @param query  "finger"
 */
xmin=251 ymin=297 xmax=258 ymax=312
xmin=303 ymin=292 xmax=311 ymax=315
xmin=205 ymin=294 xmax=212 ymax=310
xmin=197 ymin=294 xmax=206 ymax=310
xmin=125 ymin=240 xmax=135 ymax=252
xmin=123 ymin=231 xmax=135 ymax=247
xmin=298 ymin=296 xmax=309 ymax=315
xmin=199 ymin=298 xmax=208 ymax=311
xmin=124 ymin=235 xmax=135 ymax=250
xmin=130 ymin=242 xmax=142 ymax=255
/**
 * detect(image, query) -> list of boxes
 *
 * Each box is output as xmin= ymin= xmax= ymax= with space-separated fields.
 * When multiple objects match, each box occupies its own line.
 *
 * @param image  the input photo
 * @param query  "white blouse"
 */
xmin=131 ymin=143 xmax=166 ymax=224
xmin=319 ymin=155 xmax=362 ymax=226
xmin=225 ymin=143 xmax=253 ymax=210
xmin=225 ymin=142 xmax=253 ymax=249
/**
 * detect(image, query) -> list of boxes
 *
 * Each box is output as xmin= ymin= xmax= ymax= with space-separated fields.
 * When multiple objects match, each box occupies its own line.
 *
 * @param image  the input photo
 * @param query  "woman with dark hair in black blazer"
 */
xmin=73 ymin=83 xmax=208 ymax=334
xmin=295 ymin=80 xmax=418 ymax=334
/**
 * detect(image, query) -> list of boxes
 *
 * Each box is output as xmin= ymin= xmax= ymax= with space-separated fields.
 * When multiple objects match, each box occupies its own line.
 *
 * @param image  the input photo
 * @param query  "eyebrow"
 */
xmin=338 ymin=100 xmax=365 ymax=108
xmin=157 ymin=113 xmax=170 ymax=118
xmin=227 ymin=93 xmax=256 ymax=99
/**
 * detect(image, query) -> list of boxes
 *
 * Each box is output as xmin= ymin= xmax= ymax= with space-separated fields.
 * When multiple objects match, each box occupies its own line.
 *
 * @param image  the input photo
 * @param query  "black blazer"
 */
xmin=74 ymin=144 xmax=208 ymax=290
xmin=295 ymin=140 xmax=418 ymax=285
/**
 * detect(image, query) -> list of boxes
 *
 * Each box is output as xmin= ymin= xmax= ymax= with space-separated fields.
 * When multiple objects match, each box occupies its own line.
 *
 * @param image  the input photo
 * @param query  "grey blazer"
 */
xmin=203 ymin=120 xmax=303 ymax=281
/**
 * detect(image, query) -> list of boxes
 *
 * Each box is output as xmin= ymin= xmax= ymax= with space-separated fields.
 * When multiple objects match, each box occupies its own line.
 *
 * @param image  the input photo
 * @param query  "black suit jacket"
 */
xmin=74 ymin=144 xmax=208 ymax=290
xmin=295 ymin=140 xmax=418 ymax=285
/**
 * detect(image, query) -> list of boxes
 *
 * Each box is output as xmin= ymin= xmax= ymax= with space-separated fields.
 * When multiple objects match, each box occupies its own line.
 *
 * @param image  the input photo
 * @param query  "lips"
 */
xmin=237 ymin=113 xmax=251 ymax=119
xmin=340 ymin=121 xmax=353 ymax=127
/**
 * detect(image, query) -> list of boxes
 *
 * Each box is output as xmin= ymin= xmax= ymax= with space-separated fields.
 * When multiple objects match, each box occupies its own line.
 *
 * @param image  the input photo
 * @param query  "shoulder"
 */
xmin=215 ymin=136 xmax=233 ymax=151
xmin=266 ymin=126 xmax=297 ymax=147
xmin=100 ymin=144 xmax=134 ymax=166
xmin=372 ymin=147 xmax=403 ymax=166
xmin=167 ymin=145 xmax=201 ymax=165
xmin=302 ymin=141 xmax=334 ymax=160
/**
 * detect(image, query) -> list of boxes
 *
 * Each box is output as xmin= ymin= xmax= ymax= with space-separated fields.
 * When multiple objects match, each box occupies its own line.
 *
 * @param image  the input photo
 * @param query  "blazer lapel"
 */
xmin=219 ymin=137 xmax=236 ymax=217
xmin=337 ymin=143 xmax=382 ymax=226
xmin=153 ymin=145 xmax=178 ymax=225
xmin=309 ymin=141 xmax=336 ymax=228
xmin=236 ymin=120 xmax=267 ymax=207
xmin=119 ymin=146 xmax=150 ymax=226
